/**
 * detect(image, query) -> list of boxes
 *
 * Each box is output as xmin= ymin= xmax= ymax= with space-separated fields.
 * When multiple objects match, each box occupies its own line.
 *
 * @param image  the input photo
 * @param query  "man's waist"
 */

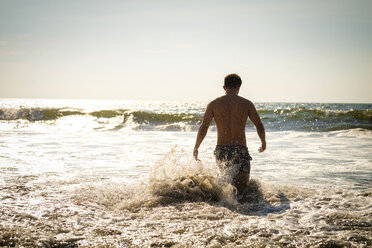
xmin=216 ymin=144 xmax=247 ymax=148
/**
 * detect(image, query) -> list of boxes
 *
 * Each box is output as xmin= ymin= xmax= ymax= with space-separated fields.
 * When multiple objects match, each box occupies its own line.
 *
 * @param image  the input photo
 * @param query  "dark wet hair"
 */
xmin=224 ymin=74 xmax=242 ymax=89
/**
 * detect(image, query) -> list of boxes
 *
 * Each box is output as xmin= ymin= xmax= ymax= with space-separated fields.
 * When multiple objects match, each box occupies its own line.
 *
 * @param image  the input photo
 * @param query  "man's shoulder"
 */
xmin=234 ymin=96 xmax=254 ymax=108
xmin=237 ymin=95 xmax=251 ymax=103
xmin=209 ymin=95 xmax=253 ymax=105
xmin=208 ymin=96 xmax=224 ymax=106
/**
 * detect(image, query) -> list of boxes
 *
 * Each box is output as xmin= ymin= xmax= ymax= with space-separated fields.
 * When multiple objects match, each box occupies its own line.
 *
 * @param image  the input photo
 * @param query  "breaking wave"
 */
xmin=0 ymin=106 xmax=371 ymax=131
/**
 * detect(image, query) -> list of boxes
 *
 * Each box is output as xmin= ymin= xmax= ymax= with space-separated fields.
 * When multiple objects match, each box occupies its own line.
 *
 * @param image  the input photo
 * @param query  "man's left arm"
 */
xmin=193 ymin=103 xmax=213 ymax=160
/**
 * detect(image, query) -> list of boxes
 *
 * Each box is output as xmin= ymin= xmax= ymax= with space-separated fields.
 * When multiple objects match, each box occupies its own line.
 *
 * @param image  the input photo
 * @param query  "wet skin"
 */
xmin=193 ymin=86 xmax=266 ymax=194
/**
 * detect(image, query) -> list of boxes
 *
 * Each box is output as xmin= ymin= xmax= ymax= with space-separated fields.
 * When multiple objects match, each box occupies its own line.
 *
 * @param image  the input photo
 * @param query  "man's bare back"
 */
xmin=193 ymin=74 xmax=266 ymax=195
xmin=211 ymin=94 xmax=254 ymax=146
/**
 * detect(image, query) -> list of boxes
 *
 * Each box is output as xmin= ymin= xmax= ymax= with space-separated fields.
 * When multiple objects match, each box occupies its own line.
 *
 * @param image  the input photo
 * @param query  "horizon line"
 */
xmin=0 ymin=96 xmax=371 ymax=105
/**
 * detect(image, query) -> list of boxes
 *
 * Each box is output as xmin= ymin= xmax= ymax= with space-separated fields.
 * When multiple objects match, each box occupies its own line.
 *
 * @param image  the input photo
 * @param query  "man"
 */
xmin=193 ymin=73 xmax=266 ymax=195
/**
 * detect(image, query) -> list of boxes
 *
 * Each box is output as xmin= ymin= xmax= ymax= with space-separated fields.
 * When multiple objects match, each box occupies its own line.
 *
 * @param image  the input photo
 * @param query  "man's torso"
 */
xmin=210 ymin=95 xmax=251 ymax=146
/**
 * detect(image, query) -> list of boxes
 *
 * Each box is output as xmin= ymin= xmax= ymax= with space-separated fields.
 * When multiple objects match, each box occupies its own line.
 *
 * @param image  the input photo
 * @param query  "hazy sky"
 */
xmin=0 ymin=0 xmax=371 ymax=103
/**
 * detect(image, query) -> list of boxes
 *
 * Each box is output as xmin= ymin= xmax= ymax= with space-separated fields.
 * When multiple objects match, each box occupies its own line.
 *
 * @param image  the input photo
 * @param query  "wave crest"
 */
xmin=1 ymin=106 xmax=371 ymax=131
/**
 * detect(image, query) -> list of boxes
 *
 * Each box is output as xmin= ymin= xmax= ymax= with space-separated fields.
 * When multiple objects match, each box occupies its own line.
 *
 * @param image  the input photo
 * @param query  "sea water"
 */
xmin=0 ymin=98 xmax=371 ymax=247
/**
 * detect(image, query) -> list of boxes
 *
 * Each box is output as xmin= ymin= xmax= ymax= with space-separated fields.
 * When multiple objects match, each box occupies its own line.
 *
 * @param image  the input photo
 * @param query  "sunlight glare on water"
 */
xmin=0 ymin=99 xmax=371 ymax=247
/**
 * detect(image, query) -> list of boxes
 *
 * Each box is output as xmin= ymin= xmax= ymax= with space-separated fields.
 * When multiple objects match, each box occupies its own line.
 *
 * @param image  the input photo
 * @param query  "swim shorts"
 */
xmin=214 ymin=145 xmax=252 ymax=174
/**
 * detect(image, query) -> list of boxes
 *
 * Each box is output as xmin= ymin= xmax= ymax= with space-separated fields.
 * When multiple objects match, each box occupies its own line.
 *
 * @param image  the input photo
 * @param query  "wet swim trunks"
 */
xmin=214 ymin=145 xmax=252 ymax=174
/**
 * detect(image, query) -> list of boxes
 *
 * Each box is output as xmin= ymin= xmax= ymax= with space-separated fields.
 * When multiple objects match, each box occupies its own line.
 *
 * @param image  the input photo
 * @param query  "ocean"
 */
xmin=0 ymin=98 xmax=371 ymax=247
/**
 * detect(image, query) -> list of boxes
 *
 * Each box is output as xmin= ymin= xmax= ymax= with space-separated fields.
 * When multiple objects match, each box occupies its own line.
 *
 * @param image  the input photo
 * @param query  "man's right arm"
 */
xmin=248 ymin=101 xmax=266 ymax=152
xmin=193 ymin=103 xmax=213 ymax=160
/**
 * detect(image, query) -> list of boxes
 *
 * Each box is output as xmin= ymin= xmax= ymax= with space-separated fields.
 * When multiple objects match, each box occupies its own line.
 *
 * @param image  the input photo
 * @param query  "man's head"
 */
xmin=224 ymin=73 xmax=242 ymax=89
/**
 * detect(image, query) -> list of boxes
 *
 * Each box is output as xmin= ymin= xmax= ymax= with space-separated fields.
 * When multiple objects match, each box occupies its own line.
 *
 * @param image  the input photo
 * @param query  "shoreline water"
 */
xmin=1 ymin=99 xmax=371 ymax=247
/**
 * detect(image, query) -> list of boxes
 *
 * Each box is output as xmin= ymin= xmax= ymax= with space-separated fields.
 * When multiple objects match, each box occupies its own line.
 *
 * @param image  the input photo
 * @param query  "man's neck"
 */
xmin=225 ymin=90 xmax=239 ymax=96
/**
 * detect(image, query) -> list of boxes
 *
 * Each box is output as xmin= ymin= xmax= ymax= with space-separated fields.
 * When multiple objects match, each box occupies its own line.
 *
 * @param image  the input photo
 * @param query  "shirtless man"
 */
xmin=193 ymin=73 xmax=266 ymax=194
